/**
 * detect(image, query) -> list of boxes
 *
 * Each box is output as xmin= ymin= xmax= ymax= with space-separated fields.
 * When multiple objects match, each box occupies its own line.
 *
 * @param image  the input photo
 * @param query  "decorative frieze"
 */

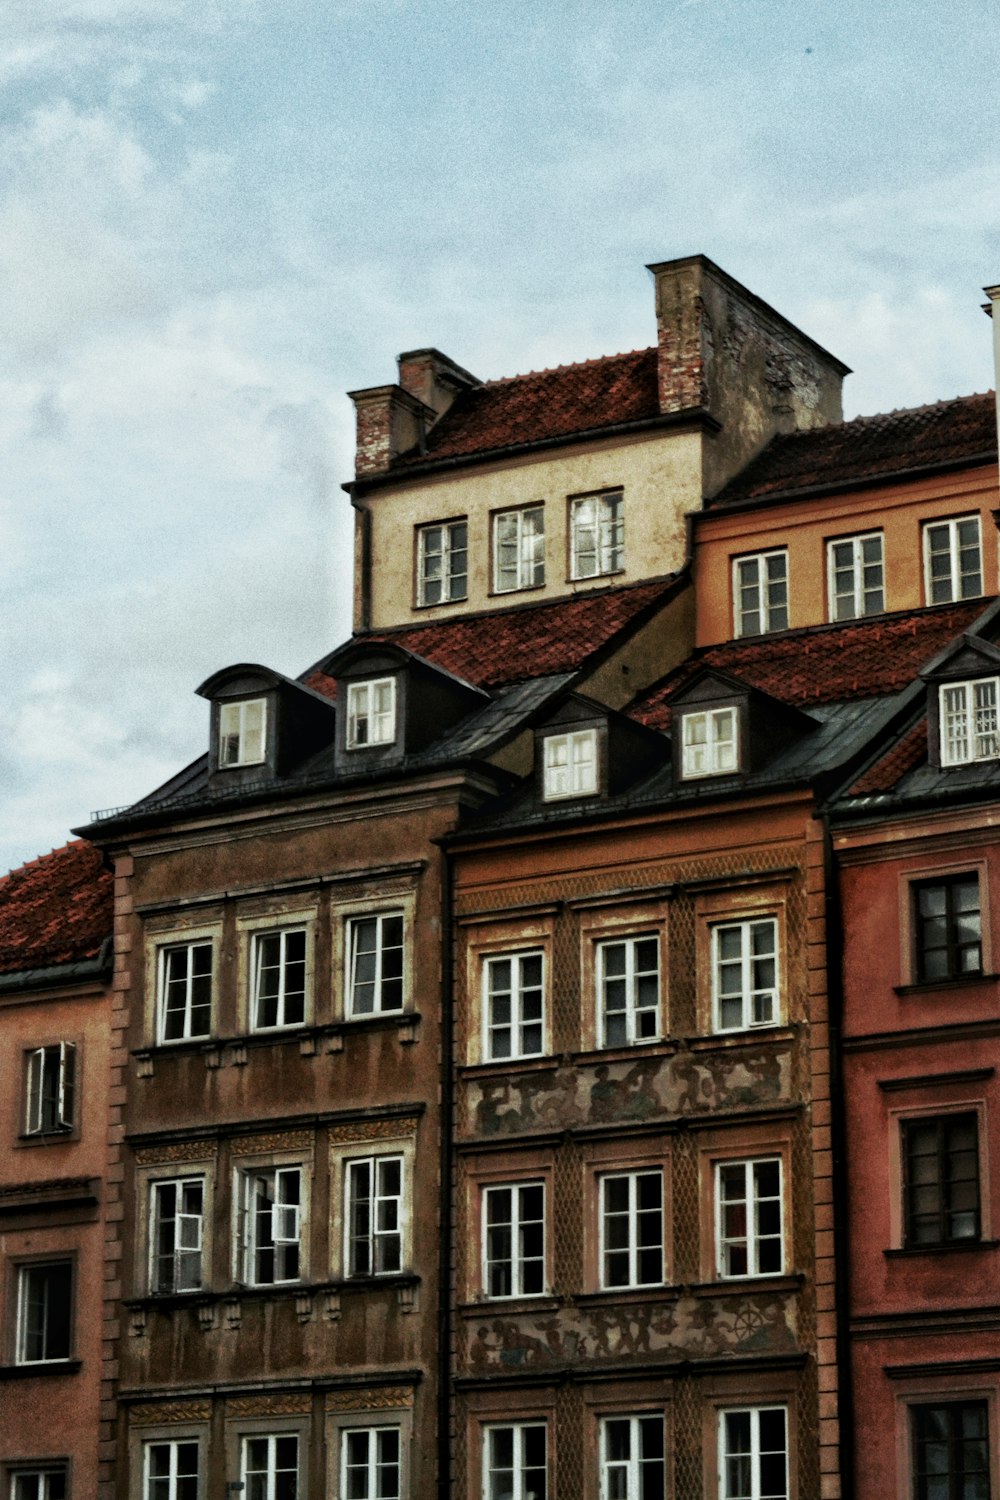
xmin=131 ymin=1399 xmax=211 ymax=1424
xmin=230 ymin=1129 xmax=312 ymax=1155
xmin=227 ymin=1393 xmax=312 ymax=1417
xmin=134 ymin=1140 xmax=215 ymax=1165
xmin=325 ymin=1386 xmax=414 ymax=1412
xmin=328 ymin=1116 xmax=420 ymax=1145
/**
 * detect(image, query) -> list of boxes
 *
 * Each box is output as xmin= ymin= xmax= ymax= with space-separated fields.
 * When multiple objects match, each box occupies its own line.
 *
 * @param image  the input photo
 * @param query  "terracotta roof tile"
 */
xmin=0 ymin=840 xmax=113 ymax=976
xmin=712 ymin=393 xmax=997 ymax=506
xmin=848 ymin=718 xmax=929 ymax=795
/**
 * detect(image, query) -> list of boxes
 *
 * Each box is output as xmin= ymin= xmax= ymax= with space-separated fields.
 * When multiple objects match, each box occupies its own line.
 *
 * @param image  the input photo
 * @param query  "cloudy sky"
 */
xmin=2 ymin=0 xmax=999 ymax=873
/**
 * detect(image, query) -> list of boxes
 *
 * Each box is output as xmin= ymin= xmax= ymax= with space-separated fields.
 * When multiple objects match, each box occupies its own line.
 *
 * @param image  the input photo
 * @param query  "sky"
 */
xmin=2 ymin=0 xmax=999 ymax=874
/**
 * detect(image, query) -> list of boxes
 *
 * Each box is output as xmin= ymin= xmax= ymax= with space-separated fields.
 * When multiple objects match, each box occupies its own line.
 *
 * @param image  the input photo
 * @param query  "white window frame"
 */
xmin=241 ymin=1433 xmax=299 ymax=1500
xmin=826 ymin=531 xmax=884 ymax=621
xmin=542 ymin=728 xmax=598 ymax=800
xmin=939 ymin=677 xmax=1000 ymax=766
xmin=345 ymin=1153 xmax=405 ymax=1278
xmin=346 ymin=677 xmax=397 ymax=749
xmin=482 ymin=1182 xmax=546 ymax=1299
xmin=156 ymin=940 xmax=213 ymax=1044
xmin=599 ymin=1415 xmax=665 ymax=1500
xmin=483 ymin=950 xmax=546 ymax=1061
xmin=483 ymin=1423 xmax=547 ymax=1500
xmin=570 ymin=491 xmax=624 ymax=579
xmin=143 ymin=1438 xmax=201 ymax=1500
xmin=417 ymin=519 xmax=468 ymax=606
xmin=346 ymin=910 xmax=405 ymax=1017
xmin=493 ymin=506 xmax=545 ymax=593
xmin=15 ymin=1260 xmax=72 ymax=1365
xmin=8 ymin=1469 xmax=68 ymax=1500
xmin=717 ymin=1405 xmax=788 ymax=1500
xmin=923 ymin=515 xmax=983 ymax=605
xmin=236 ymin=1165 xmax=303 ymax=1287
xmin=218 ymin=697 xmax=267 ymax=769
xmin=715 ymin=1157 xmax=785 ymax=1279
xmin=733 ymin=550 xmax=788 ymax=638
xmin=149 ymin=1176 xmax=205 ymax=1295
xmin=596 ymin=934 xmax=660 ymax=1047
xmin=711 ymin=919 xmax=779 ymax=1033
xmin=599 ymin=1170 xmax=664 ymax=1290
xmin=340 ymin=1424 xmax=402 ymax=1500
xmin=24 ymin=1042 xmax=75 ymax=1135
xmin=681 ymin=707 xmax=739 ymax=779
xmin=251 ymin=927 xmax=308 ymax=1031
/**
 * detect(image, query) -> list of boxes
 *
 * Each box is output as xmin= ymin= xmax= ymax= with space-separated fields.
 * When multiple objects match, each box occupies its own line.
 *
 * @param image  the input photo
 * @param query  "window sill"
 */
xmin=688 ymin=1272 xmax=804 ymax=1298
xmin=574 ymin=1040 xmax=679 ymax=1066
xmin=125 ymin=1274 xmax=422 ymax=1332
xmin=894 ymin=975 xmax=998 ymax=997
xmin=133 ymin=1013 xmax=422 ymax=1073
xmin=688 ymin=1025 xmax=796 ymax=1052
xmin=0 ymin=1360 xmax=81 ymax=1380
xmin=458 ymin=1295 xmax=560 ymax=1317
xmin=459 ymin=1055 xmax=556 ymax=1079
xmin=884 ymin=1240 xmax=999 ymax=1259
xmin=574 ymin=1285 xmax=682 ymax=1307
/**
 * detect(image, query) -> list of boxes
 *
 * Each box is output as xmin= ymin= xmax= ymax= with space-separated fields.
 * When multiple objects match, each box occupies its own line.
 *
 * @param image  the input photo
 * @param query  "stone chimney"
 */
xmin=349 ymin=350 xmax=480 ymax=479
xmin=396 ymin=347 xmax=480 ymax=421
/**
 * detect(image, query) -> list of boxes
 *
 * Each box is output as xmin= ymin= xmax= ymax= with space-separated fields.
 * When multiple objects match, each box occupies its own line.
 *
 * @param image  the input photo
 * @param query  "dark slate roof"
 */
xmin=711 ymin=392 xmax=997 ymax=507
xmin=0 ymin=841 xmax=112 ymax=976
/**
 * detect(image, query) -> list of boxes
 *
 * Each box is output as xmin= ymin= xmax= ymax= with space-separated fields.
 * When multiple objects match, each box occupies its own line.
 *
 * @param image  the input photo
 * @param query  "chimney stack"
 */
xmin=349 ymin=350 xmax=480 ymax=479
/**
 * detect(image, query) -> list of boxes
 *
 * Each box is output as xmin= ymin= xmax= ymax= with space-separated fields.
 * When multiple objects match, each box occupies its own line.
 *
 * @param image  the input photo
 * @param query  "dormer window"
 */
xmin=347 ymin=678 xmax=396 ymax=749
xmin=681 ymin=708 xmax=739 ymax=779
xmin=219 ymin=698 xmax=267 ymax=768
xmin=543 ymin=729 xmax=597 ymax=800
xmin=940 ymin=678 xmax=1000 ymax=766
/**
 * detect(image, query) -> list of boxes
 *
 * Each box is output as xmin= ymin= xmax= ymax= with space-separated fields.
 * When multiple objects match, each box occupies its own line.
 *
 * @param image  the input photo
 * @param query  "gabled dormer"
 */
xmin=667 ymin=668 xmax=818 ymax=783
xmin=196 ymin=664 xmax=337 ymax=787
xmin=920 ymin=633 xmax=1000 ymax=769
xmin=532 ymin=695 xmax=666 ymax=806
xmin=317 ymin=641 xmax=490 ymax=773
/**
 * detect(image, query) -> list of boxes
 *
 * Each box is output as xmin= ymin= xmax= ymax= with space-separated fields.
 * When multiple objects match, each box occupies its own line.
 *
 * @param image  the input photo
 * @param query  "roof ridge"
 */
xmin=0 ymin=838 xmax=91 ymax=884
xmin=480 ymin=347 xmax=656 ymax=389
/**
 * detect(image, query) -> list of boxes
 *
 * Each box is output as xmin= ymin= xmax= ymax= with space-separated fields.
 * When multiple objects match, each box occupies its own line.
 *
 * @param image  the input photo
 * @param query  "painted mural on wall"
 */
xmin=471 ymin=1048 xmax=791 ymax=1136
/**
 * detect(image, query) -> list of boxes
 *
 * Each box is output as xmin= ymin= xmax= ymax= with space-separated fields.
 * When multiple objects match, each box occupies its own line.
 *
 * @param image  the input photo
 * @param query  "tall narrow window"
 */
xmin=913 ymin=876 xmax=981 ymax=982
xmin=571 ymin=491 xmax=624 ymax=579
xmin=600 ymin=1171 xmax=663 ymax=1288
xmin=733 ymin=551 xmax=788 ymax=637
xmin=483 ymin=1183 xmax=546 ymax=1298
xmin=157 ymin=941 xmax=212 ymax=1043
xmin=239 ymin=1166 xmax=302 ymax=1286
xmin=600 ymin=1415 xmax=664 ymax=1500
xmin=597 ymin=935 xmax=660 ymax=1047
xmin=242 ymin=1435 xmax=298 ymax=1500
xmin=924 ymin=517 xmax=983 ymax=605
xmin=252 ymin=928 xmax=307 ymax=1029
xmin=24 ymin=1042 xmax=75 ymax=1135
xmin=150 ymin=1177 xmax=205 ymax=1293
xmin=16 ymin=1261 xmax=72 ymax=1364
xmin=347 ymin=678 xmax=396 ymax=748
xmin=417 ymin=519 xmax=468 ymax=606
xmin=494 ymin=506 xmax=545 ymax=593
xmin=144 ymin=1441 xmax=200 ymax=1500
xmin=903 ymin=1114 xmax=980 ymax=1246
xmin=719 ymin=1407 xmax=788 ymax=1500
xmin=712 ymin=919 xmax=779 ymax=1032
xmin=484 ymin=1424 xmax=547 ymax=1500
xmin=911 ymin=1401 xmax=990 ymax=1500
xmin=543 ymin=729 xmax=598 ymax=800
xmin=218 ymin=698 xmax=267 ymax=768
xmin=681 ymin=708 xmax=739 ymax=779
xmin=716 ymin=1158 xmax=784 ymax=1277
xmin=939 ymin=679 xmax=1000 ymax=766
xmin=347 ymin=912 xmax=404 ymax=1015
xmin=347 ymin=1155 xmax=403 ymax=1276
xmin=484 ymin=951 xmax=545 ymax=1060
xmin=827 ymin=532 xmax=885 ymax=620
xmin=342 ymin=1427 xmax=402 ymax=1500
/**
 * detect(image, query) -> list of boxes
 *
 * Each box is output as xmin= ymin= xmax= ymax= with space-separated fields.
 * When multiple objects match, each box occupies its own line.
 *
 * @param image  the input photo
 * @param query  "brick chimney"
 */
xmin=349 ymin=350 xmax=480 ymax=479
xmin=396 ymin=347 xmax=480 ymax=421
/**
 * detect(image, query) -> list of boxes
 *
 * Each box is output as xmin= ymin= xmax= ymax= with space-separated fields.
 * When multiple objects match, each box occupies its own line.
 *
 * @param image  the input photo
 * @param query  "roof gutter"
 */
xmin=704 ymin=450 xmax=998 ymax=517
xmin=0 ymin=937 xmax=113 ymax=996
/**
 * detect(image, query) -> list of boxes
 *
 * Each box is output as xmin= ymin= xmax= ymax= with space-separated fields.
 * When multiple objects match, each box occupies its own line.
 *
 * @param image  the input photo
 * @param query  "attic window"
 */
xmin=543 ymin=729 xmax=597 ymax=800
xmin=219 ymin=698 xmax=267 ymax=768
xmin=681 ymin=708 xmax=739 ymax=778
xmin=940 ymin=678 xmax=1000 ymax=766
xmin=347 ymin=678 xmax=396 ymax=749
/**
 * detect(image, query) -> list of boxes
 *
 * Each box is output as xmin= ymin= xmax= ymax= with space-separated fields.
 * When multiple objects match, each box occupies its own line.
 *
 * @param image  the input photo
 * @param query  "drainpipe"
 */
xmin=437 ymin=840 xmax=455 ymax=1500
xmin=349 ymin=490 xmax=373 ymax=632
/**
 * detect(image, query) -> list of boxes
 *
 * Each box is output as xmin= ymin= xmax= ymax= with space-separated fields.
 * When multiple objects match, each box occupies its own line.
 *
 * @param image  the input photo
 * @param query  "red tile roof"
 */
xmin=629 ymin=600 xmax=989 ymax=730
xmin=394 ymin=348 xmax=662 ymax=467
xmin=0 ymin=840 xmax=112 ymax=976
xmin=711 ymin=393 xmax=997 ymax=506
xmin=848 ymin=718 xmax=929 ymax=795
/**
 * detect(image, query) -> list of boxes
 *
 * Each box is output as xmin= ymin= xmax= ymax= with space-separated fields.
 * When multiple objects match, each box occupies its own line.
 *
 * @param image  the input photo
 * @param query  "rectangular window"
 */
xmin=347 ymin=677 xmax=396 ymax=749
xmin=681 ymin=708 xmax=739 ymax=779
xmin=571 ymin=491 xmax=624 ymax=579
xmin=924 ymin=517 xmax=983 ymax=605
xmin=484 ymin=951 xmax=545 ymax=1061
xmin=242 ymin=1435 xmax=298 ymax=1500
xmin=716 ymin=1158 xmax=784 ymax=1278
xmin=913 ymin=875 xmax=981 ymax=982
xmin=346 ymin=1155 xmax=403 ymax=1276
xmin=9 ymin=1470 xmax=67 ymax=1500
xmin=16 ymin=1261 xmax=72 ymax=1364
xmin=828 ymin=532 xmax=885 ymax=621
xmin=494 ymin=506 xmax=545 ymax=593
xmin=158 ymin=941 xmax=212 ymax=1043
xmin=144 ymin=1440 xmax=199 ymax=1500
xmin=417 ymin=519 xmax=468 ymax=606
xmin=712 ymin=919 xmax=779 ymax=1032
xmin=598 ymin=935 xmax=659 ymax=1047
xmin=719 ymin=1407 xmax=788 ymax=1500
xmin=252 ymin=928 xmax=307 ymax=1029
xmin=911 ymin=1401 xmax=990 ymax=1500
xmin=599 ymin=1415 xmax=664 ymax=1500
xmin=483 ymin=1183 xmax=545 ymax=1298
xmin=484 ymin=1424 xmax=547 ymax=1500
xmin=219 ymin=697 xmax=267 ymax=768
xmin=939 ymin=679 xmax=1000 ymax=766
xmin=150 ymin=1177 xmax=205 ymax=1294
xmin=342 ymin=1427 xmax=401 ymax=1500
xmin=903 ymin=1114 xmax=980 ymax=1247
xmin=24 ymin=1042 xmax=75 ymax=1135
xmin=734 ymin=551 xmax=788 ymax=637
xmin=600 ymin=1171 xmax=663 ymax=1288
xmin=347 ymin=912 xmax=404 ymax=1015
xmin=543 ymin=729 xmax=598 ymax=800
xmin=239 ymin=1166 xmax=302 ymax=1286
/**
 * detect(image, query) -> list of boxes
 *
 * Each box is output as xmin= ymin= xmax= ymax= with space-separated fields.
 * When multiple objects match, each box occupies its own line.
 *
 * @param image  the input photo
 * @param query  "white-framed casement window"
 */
xmin=718 ymin=1406 xmax=788 ymax=1500
xmin=483 ymin=1424 xmax=547 ymax=1500
xmin=341 ymin=1426 xmax=402 ymax=1500
xmin=571 ymin=491 xmax=624 ymax=579
xmin=494 ymin=506 xmax=545 ymax=593
xmin=15 ymin=1261 xmax=72 ymax=1364
xmin=939 ymin=677 xmax=1000 ymax=766
xmin=219 ymin=697 xmax=267 ymax=769
xmin=597 ymin=935 xmax=659 ymax=1047
xmin=483 ymin=1182 xmax=546 ymax=1299
xmin=346 ymin=911 xmax=405 ymax=1016
xmin=346 ymin=677 xmax=397 ymax=749
xmin=542 ymin=729 xmax=598 ymax=801
xmin=600 ymin=1171 xmax=664 ymax=1289
xmin=9 ymin=1469 xmax=68 ymax=1500
xmin=733 ymin=551 xmax=788 ymax=638
xmin=599 ymin=1415 xmax=665 ymax=1500
xmin=251 ymin=928 xmax=307 ymax=1030
xmin=346 ymin=1154 xmax=404 ymax=1276
xmin=484 ymin=951 xmax=545 ymax=1061
xmin=716 ymin=1158 xmax=784 ymax=1278
xmin=237 ymin=1166 xmax=302 ymax=1286
xmin=680 ymin=708 xmax=739 ymax=779
xmin=712 ymin=919 xmax=779 ymax=1033
xmin=24 ymin=1042 xmax=76 ymax=1135
xmin=827 ymin=532 xmax=884 ymax=621
xmin=150 ymin=1177 xmax=205 ymax=1294
xmin=157 ymin=940 xmax=212 ymax=1043
xmin=241 ymin=1434 xmax=298 ymax=1500
xmin=924 ymin=516 xmax=983 ymax=605
xmin=417 ymin=519 xmax=468 ymax=606
xmin=143 ymin=1439 xmax=200 ymax=1500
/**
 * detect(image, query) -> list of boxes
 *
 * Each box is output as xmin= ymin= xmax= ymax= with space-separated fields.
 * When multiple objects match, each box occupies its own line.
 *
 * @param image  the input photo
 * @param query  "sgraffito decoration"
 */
xmin=227 ymin=1393 xmax=312 ymax=1416
xmin=325 ymin=1386 xmax=415 ymax=1411
xmin=130 ymin=1400 xmax=211 ymax=1424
